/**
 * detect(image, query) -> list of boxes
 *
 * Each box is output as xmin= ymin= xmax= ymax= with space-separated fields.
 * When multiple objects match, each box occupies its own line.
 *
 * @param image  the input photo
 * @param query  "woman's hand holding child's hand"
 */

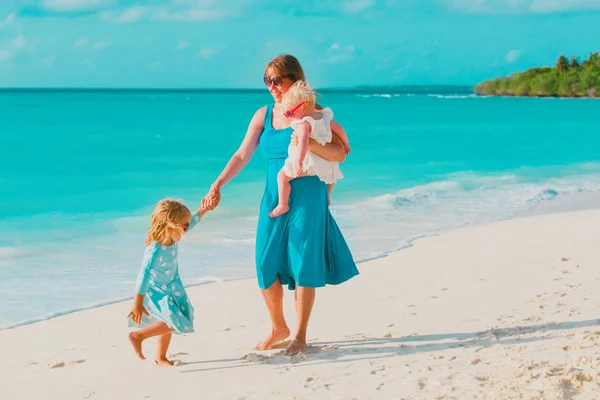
xmin=201 ymin=185 xmax=221 ymax=211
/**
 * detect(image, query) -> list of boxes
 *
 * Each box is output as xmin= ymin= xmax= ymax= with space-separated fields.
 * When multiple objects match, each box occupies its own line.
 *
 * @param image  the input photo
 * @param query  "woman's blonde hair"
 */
xmin=282 ymin=80 xmax=317 ymax=114
xmin=145 ymin=199 xmax=192 ymax=246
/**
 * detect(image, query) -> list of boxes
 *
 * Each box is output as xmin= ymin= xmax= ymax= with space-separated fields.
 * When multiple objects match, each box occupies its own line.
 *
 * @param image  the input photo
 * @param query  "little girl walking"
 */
xmin=128 ymin=198 xmax=206 ymax=366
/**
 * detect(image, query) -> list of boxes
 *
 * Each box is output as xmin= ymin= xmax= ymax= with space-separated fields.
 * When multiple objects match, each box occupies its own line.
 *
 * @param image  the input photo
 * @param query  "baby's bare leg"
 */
xmin=327 ymin=183 xmax=334 ymax=205
xmin=269 ymin=170 xmax=293 ymax=218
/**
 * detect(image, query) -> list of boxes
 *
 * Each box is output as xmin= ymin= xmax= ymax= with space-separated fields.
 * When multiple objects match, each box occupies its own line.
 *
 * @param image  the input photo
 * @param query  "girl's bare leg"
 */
xmin=155 ymin=332 xmax=175 ymax=366
xmin=128 ymin=321 xmax=172 ymax=360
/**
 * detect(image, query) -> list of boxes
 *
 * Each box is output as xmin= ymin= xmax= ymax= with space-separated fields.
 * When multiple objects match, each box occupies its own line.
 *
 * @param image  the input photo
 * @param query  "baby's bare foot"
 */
xmin=285 ymin=338 xmax=307 ymax=356
xmin=269 ymin=204 xmax=289 ymax=218
xmin=255 ymin=327 xmax=291 ymax=350
xmin=128 ymin=332 xmax=145 ymax=360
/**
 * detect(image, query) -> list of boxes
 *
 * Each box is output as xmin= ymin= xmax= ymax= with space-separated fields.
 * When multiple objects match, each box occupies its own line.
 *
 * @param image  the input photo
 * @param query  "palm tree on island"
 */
xmin=475 ymin=52 xmax=600 ymax=97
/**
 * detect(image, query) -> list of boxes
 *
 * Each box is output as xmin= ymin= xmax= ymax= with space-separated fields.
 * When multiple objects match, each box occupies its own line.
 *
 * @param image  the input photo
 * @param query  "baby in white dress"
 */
xmin=269 ymin=81 xmax=351 ymax=218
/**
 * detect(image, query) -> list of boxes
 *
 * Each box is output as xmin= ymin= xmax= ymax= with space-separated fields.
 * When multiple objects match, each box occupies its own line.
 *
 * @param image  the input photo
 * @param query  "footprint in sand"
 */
xmin=168 ymin=352 xmax=189 ymax=357
xmin=242 ymin=345 xmax=327 ymax=365
xmin=222 ymin=325 xmax=245 ymax=332
xmin=50 ymin=359 xmax=86 ymax=369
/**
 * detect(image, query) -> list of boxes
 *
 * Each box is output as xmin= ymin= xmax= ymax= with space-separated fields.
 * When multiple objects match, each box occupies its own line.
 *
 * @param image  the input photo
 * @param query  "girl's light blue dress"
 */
xmin=128 ymin=212 xmax=202 ymax=334
xmin=256 ymin=104 xmax=359 ymax=290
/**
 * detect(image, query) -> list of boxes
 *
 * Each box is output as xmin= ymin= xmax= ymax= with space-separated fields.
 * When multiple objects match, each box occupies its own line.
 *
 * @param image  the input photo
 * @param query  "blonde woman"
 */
xmin=202 ymin=55 xmax=358 ymax=356
xmin=127 ymin=199 xmax=207 ymax=366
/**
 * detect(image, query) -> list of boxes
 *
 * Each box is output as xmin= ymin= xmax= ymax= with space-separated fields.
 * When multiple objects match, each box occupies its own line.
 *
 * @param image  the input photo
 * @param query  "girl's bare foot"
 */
xmin=269 ymin=204 xmax=289 ymax=218
xmin=255 ymin=327 xmax=291 ymax=350
xmin=128 ymin=332 xmax=145 ymax=360
xmin=284 ymin=338 xmax=307 ymax=356
xmin=153 ymin=358 xmax=180 ymax=367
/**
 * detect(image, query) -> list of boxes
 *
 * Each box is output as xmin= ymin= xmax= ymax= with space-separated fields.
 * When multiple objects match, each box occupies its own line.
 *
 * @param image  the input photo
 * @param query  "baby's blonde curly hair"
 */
xmin=145 ymin=199 xmax=192 ymax=246
xmin=282 ymin=80 xmax=317 ymax=114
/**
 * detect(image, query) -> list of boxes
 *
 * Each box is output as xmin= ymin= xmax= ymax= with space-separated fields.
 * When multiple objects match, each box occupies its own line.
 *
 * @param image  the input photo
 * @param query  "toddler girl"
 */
xmin=128 ymin=198 xmax=206 ymax=366
xmin=269 ymin=81 xmax=351 ymax=218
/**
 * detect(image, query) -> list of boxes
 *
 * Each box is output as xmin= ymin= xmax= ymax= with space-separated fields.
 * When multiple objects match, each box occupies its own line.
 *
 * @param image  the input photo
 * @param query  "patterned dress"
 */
xmin=127 ymin=212 xmax=201 ymax=334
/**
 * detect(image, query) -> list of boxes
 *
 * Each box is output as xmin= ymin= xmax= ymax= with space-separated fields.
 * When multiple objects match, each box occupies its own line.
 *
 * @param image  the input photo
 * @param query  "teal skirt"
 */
xmin=255 ymin=158 xmax=359 ymax=290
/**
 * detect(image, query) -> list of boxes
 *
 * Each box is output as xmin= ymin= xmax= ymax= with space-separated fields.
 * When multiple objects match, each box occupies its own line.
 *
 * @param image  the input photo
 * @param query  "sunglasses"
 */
xmin=283 ymin=101 xmax=306 ymax=119
xmin=263 ymin=74 xmax=293 ymax=87
xmin=181 ymin=223 xmax=189 ymax=232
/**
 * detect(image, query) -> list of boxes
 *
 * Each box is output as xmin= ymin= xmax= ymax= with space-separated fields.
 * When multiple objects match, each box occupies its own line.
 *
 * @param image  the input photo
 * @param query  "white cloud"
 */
xmin=40 ymin=0 xmax=117 ymax=13
xmin=100 ymin=6 xmax=147 ymax=23
xmin=447 ymin=0 xmax=600 ymax=14
xmin=176 ymin=41 xmax=189 ymax=51
xmin=197 ymin=46 xmax=224 ymax=59
xmin=154 ymin=8 xmax=237 ymax=21
xmin=100 ymin=5 xmax=237 ymax=23
xmin=323 ymin=43 xmax=356 ymax=64
xmin=41 ymin=55 xmax=57 ymax=67
xmin=12 ymin=35 xmax=27 ymax=49
xmin=93 ymin=40 xmax=110 ymax=50
xmin=0 ymin=12 xmax=16 ymax=28
xmin=0 ymin=50 xmax=12 ymax=62
xmin=342 ymin=0 xmax=376 ymax=13
xmin=505 ymin=49 xmax=521 ymax=63
xmin=74 ymin=37 xmax=89 ymax=48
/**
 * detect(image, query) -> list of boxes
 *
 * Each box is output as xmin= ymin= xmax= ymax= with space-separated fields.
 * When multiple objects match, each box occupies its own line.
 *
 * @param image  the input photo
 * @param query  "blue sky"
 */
xmin=1 ymin=0 xmax=600 ymax=88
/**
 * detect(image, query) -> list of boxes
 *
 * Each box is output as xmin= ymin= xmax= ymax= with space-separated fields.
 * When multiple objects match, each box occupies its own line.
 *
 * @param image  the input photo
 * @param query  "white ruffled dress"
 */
xmin=281 ymin=107 xmax=344 ymax=184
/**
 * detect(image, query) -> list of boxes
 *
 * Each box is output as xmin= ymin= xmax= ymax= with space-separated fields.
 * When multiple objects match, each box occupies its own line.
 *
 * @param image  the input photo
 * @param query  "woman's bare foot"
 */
xmin=153 ymin=358 xmax=180 ymax=367
xmin=285 ymin=338 xmax=307 ymax=356
xmin=269 ymin=204 xmax=289 ymax=218
xmin=128 ymin=332 xmax=145 ymax=360
xmin=255 ymin=327 xmax=291 ymax=350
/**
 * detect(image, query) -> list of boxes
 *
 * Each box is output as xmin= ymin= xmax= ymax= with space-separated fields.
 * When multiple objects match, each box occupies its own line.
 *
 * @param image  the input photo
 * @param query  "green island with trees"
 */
xmin=475 ymin=52 xmax=600 ymax=97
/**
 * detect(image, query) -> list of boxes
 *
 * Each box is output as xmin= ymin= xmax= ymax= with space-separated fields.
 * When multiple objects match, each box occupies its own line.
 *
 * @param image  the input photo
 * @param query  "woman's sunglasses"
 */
xmin=263 ymin=74 xmax=293 ymax=87
xmin=181 ymin=223 xmax=189 ymax=232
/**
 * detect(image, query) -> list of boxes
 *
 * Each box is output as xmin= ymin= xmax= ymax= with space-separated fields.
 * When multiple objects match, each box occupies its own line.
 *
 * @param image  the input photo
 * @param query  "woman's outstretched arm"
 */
xmin=202 ymin=107 xmax=266 ymax=210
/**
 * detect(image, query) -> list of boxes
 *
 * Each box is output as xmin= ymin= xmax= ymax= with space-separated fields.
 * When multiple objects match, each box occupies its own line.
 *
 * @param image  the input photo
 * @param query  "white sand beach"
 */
xmin=2 ymin=208 xmax=600 ymax=399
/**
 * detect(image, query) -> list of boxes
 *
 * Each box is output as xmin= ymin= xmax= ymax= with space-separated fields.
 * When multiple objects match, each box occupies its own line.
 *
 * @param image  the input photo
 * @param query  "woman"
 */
xmin=202 ymin=55 xmax=359 ymax=355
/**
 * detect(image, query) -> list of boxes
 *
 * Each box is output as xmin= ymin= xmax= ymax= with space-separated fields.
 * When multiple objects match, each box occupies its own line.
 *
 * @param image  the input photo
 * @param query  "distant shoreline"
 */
xmin=475 ymin=52 xmax=600 ymax=98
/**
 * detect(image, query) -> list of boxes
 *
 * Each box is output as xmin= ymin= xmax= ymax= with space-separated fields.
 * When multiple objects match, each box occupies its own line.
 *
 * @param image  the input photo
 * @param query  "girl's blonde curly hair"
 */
xmin=145 ymin=199 xmax=192 ymax=246
xmin=282 ymin=80 xmax=317 ymax=114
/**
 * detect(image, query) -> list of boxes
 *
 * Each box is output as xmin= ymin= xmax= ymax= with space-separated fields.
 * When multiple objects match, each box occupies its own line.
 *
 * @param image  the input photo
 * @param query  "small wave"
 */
xmin=0 ymin=247 xmax=33 ymax=261
xmin=427 ymin=94 xmax=477 ymax=99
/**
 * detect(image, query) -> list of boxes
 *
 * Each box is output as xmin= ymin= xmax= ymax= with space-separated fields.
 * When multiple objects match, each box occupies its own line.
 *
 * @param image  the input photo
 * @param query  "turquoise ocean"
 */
xmin=1 ymin=87 xmax=599 ymax=329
